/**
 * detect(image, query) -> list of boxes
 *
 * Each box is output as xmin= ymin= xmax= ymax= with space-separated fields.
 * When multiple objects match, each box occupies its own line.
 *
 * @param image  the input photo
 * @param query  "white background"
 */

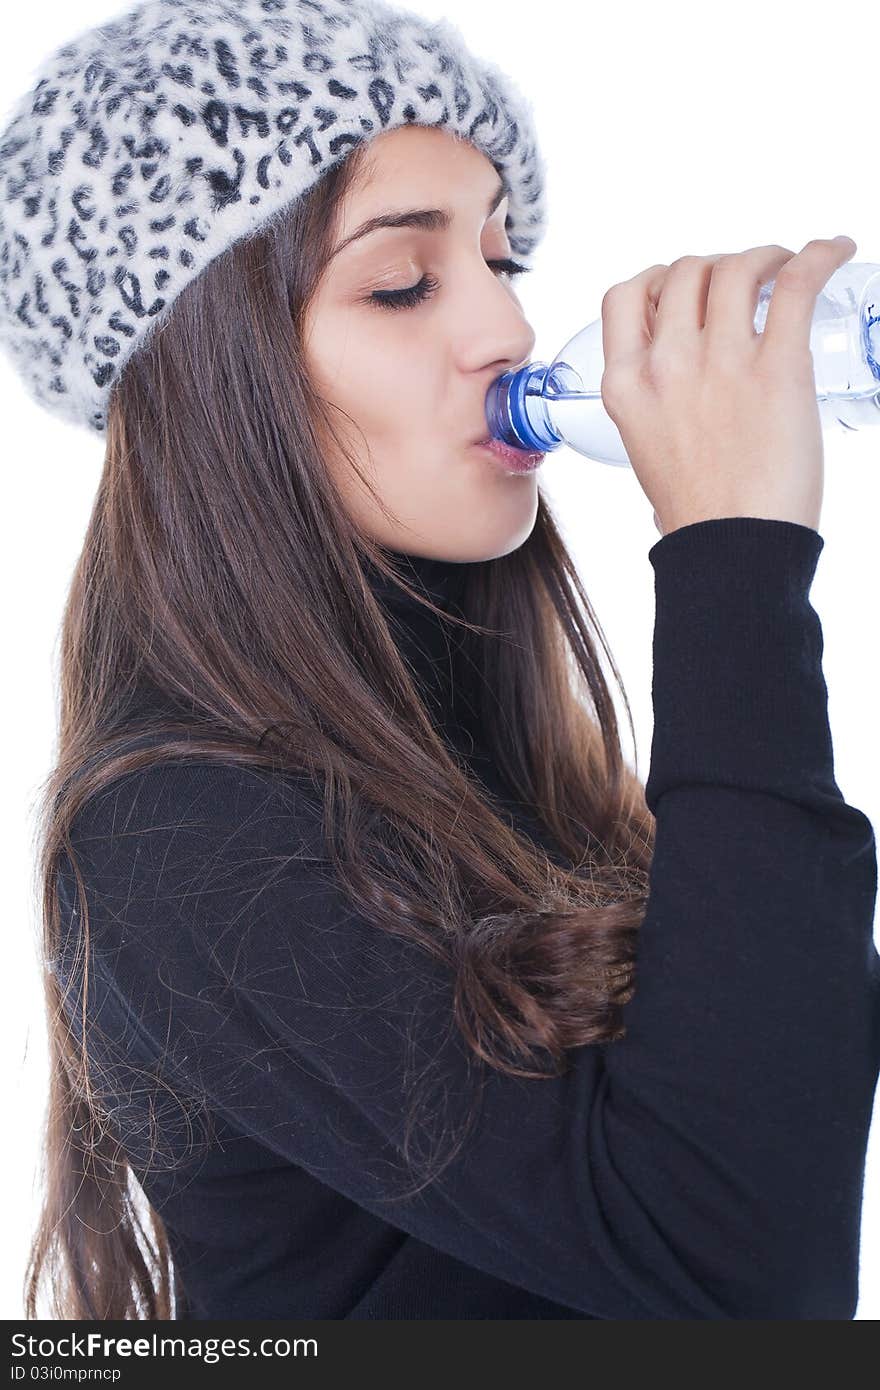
xmin=2 ymin=0 xmax=878 ymax=1319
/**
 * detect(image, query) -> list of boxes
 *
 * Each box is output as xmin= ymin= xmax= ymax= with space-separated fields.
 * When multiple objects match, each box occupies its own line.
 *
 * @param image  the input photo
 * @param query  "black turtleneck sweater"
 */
xmin=56 ymin=517 xmax=880 ymax=1320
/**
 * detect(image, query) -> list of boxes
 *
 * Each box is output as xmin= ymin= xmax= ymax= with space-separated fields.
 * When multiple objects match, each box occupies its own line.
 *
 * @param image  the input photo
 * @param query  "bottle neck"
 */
xmin=485 ymin=362 xmax=563 ymax=452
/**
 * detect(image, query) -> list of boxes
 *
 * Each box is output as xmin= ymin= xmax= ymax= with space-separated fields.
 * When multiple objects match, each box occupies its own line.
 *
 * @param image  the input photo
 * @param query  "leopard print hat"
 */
xmin=0 ymin=0 xmax=548 ymax=436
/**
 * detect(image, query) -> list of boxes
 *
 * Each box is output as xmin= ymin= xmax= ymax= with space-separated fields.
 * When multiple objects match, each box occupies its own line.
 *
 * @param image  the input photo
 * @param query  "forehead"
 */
xmin=346 ymin=125 xmax=501 ymax=210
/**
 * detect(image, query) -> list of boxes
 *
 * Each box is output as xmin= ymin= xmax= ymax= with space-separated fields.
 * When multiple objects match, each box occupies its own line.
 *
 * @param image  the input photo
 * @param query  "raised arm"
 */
xmin=58 ymin=518 xmax=880 ymax=1319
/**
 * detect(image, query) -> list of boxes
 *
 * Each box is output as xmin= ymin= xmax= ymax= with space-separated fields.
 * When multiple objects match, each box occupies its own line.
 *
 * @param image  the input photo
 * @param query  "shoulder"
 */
xmin=58 ymin=755 xmax=445 ymax=1042
xmin=64 ymin=757 xmax=330 ymax=886
xmin=57 ymin=757 xmax=347 ymax=1011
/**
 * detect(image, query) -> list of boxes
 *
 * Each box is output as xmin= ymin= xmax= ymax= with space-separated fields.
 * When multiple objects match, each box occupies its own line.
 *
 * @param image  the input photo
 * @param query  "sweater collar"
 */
xmin=363 ymin=549 xmax=483 ymax=747
xmin=363 ymin=548 xmax=472 ymax=615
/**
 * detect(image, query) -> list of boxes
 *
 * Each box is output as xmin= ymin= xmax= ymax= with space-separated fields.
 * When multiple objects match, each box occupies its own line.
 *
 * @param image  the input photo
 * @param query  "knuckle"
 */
xmin=600 ymin=363 xmax=635 ymax=409
xmin=648 ymin=346 xmax=691 ymax=382
xmin=754 ymin=348 xmax=790 ymax=387
xmin=668 ymin=253 xmax=703 ymax=273
xmin=599 ymin=364 xmax=622 ymax=400
xmin=773 ymin=260 xmax=810 ymax=290
xmin=715 ymin=246 xmax=789 ymax=274
xmin=709 ymin=252 xmax=738 ymax=273
xmin=703 ymin=336 xmax=739 ymax=367
xmin=711 ymin=347 xmax=754 ymax=382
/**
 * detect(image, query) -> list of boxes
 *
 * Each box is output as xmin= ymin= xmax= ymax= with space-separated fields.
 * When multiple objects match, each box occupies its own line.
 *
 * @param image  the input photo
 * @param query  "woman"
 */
xmin=5 ymin=0 xmax=876 ymax=1320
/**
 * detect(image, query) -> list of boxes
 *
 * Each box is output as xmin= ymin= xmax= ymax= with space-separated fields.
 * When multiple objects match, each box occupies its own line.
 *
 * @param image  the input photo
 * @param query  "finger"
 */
xmin=702 ymin=245 xmax=799 ymax=353
xmin=759 ymin=236 xmax=857 ymax=355
xmin=601 ymin=263 xmax=669 ymax=365
xmin=652 ymin=254 xmax=727 ymax=346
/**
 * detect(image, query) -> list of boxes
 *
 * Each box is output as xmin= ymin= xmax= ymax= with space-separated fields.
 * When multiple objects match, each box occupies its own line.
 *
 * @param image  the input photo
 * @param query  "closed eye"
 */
xmin=368 ymin=258 xmax=531 ymax=311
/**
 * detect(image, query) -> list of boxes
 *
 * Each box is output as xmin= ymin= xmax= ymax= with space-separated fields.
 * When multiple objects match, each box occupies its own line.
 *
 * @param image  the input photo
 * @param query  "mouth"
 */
xmin=472 ymin=436 xmax=545 ymax=474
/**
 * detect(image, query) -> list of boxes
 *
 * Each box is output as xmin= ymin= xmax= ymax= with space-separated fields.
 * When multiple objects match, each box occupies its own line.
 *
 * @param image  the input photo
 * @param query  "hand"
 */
xmin=599 ymin=236 xmax=858 ymax=536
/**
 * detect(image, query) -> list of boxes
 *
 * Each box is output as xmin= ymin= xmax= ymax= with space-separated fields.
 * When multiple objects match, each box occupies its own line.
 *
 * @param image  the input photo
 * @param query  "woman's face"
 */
xmin=303 ymin=124 xmax=540 ymax=563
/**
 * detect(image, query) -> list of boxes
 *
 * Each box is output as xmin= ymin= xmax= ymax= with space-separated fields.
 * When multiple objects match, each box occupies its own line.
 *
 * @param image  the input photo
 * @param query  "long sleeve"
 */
xmin=57 ymin=517 xmax=880 ymax=1320
xmin=599 ymin=516 xmax=880 ymax=1318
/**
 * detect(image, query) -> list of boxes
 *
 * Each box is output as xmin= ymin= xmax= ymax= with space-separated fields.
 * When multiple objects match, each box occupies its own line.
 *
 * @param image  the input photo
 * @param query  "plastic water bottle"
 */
xmin=485 ymin=261 xmax=880 ymax=467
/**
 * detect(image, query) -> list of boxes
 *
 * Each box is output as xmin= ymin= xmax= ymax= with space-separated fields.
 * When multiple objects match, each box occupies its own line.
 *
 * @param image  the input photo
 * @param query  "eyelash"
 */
xmin=368 ymin=258 xmax=531 ymax=311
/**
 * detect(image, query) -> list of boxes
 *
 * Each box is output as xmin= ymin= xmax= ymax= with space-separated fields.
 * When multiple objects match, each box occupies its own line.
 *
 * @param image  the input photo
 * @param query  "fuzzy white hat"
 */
xmin=0 ymin=0 xmax=548 ymax=436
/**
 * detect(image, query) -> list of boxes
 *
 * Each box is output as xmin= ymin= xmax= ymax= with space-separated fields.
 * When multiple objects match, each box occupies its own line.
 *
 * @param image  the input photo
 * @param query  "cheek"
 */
xmin=307 ymin=315 xmax=415 ymax=437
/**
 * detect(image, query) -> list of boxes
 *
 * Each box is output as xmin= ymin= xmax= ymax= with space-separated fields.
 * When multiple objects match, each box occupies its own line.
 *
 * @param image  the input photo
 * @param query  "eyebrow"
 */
xmin=329 ymin=175 xmax=510 ymax=261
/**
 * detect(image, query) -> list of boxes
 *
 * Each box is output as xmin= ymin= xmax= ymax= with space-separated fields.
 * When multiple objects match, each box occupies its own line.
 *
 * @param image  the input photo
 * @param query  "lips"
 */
xmin=472 ymin=432 xmax=531 ymax=454
xmin=475 ymin=436 xmax=545 ymax=472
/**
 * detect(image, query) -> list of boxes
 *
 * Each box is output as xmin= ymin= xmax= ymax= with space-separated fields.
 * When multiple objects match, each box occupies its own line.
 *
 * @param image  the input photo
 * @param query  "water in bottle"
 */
xmin=485 ymin=261 xmax=880 ymax=468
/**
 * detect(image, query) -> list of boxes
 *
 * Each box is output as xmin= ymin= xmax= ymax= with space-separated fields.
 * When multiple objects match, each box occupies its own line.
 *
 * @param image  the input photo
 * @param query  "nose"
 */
xmin=464 ymin=273 xmax=537 ymax=378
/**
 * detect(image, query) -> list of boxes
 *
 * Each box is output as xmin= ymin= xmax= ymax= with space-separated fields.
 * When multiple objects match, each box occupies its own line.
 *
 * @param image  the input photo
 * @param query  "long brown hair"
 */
xmin=23 ymin=135 xmax=656 ymax=1319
